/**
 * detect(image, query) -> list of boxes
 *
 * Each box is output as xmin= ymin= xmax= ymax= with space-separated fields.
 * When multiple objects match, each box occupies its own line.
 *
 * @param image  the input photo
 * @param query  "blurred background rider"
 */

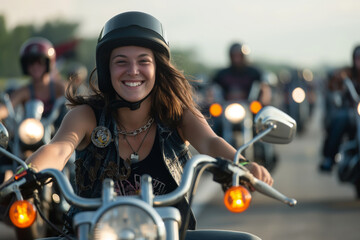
xmin=212 ymin=42 xmax=271 ymax=106
xmin=0 ymin=37 xmax=66 ymax=121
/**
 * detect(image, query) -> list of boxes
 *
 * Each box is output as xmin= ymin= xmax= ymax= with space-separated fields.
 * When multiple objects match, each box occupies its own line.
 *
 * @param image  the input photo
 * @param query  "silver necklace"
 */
xmin=117 ymin=118 xmax=154 ymax=136
xmin=122 ymin=121 xmax=153 ymax=163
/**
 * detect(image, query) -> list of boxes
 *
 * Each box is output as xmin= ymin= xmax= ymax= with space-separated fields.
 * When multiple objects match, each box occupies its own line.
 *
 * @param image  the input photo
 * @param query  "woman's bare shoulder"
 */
xmin=59 ymin=104 xmax=97 ymax=150
xmin=67 ymin=104 xmax=96 ymax=122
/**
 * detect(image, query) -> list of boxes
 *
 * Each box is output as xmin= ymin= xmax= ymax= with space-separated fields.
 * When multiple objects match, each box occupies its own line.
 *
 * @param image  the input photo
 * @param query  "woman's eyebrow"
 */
xmin=111 ymin=54 xmax=127 ymax=60
xmin=111 ymin=53 xmax=150 ymax=60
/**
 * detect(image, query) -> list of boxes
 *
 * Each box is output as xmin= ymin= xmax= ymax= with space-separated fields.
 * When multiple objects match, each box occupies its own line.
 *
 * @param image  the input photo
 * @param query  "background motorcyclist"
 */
xmin=212 ymin=42 xmax=271 ymax=105
xmin=210 ymin=42 xmax=277 ymax=171
xmin=0 ymin=37 xmax=66 ymax=121
xmin=0 ymin=37 xmax=67 ymax=182
xmin=320 ymin=45 xmax=360 ymax=171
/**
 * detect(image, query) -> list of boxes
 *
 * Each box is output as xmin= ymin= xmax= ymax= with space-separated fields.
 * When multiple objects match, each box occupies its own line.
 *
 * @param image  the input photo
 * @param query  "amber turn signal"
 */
xmin=224 ymin=186 xmax=252 ymax=213
xmin=209 ymin=103 xmax=223 ymax=117
xmin=9 ymin=200 xmax=37 ymax=228
xmin=249 ymin=100 xmax=262 ymax=114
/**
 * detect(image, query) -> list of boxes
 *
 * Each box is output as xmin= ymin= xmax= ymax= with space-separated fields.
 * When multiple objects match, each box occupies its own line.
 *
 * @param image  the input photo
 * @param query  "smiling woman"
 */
xmin=21 ymin=11 xmax=272 ymax=239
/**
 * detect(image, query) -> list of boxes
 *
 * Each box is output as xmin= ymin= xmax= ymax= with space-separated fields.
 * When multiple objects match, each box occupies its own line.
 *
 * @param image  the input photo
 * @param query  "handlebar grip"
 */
xmin=252 ymin=178 xmax=297 ymax=206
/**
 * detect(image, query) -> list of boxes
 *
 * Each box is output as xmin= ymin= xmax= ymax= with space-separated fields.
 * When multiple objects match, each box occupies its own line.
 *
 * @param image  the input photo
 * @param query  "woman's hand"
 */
xmin=245 ymin=162 xmax=274 ymax=186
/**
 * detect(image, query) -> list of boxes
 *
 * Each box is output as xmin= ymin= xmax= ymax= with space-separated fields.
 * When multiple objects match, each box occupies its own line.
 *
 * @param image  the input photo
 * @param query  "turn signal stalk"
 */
xmin=9 ymin=200 xmax=37 ymax=228
xmin=224 ymin=186 xmax=252 ymax=213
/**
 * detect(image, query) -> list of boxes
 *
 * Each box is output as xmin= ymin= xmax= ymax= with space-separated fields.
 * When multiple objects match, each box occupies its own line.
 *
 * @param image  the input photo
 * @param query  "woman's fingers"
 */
xmin=246 ymin=162 xmax=274 ymax=186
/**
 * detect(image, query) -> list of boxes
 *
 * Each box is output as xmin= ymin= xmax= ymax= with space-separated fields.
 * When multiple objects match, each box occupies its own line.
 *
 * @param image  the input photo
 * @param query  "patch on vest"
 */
xmin=91 ymin=126 xmax=112 ymax=148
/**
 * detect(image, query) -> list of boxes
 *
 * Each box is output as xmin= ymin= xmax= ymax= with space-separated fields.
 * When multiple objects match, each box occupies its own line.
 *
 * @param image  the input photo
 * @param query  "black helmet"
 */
xmin=229 ymin=42 xmax=243 ymax=56
xmin=20 ymin=37 xmax=56 ymax=75
xmin=353 ymin=45 xmax=360 ymax=61
xmin=96 ymin=11 xmax=170 ymax=93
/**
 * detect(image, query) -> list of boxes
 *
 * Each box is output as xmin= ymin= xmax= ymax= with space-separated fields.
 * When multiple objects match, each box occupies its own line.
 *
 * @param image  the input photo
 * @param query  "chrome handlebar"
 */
xmin=1 ymin=154 xmax=297 ymax=208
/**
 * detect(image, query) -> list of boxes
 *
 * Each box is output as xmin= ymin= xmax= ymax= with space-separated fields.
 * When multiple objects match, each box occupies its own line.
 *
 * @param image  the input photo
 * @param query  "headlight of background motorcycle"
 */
xmin=225 ymin=103 xmax=246 ymax=124
xmin=357 ymin=102 xmax=360 ymax=116
xmin=18 ymin=118 xmax=44 ymax=145
xmin=291 ymin=87 xmax=306 ymax=103
xmin=93 ymin=204 xmax=166 ymax=240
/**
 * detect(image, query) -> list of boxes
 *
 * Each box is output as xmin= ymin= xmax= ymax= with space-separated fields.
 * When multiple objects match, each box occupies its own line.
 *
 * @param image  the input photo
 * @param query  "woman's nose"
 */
xmin=127 ymin=63 xmax=139 ymax=76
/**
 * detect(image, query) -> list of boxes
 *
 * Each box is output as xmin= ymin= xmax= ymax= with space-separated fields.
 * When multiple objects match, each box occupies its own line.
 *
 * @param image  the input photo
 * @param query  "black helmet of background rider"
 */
xmin=352 ymin=45 xmax=360 ymax=77
xmin=96 ymin=11 xmax=170 ymax=110
xmin=229 ymin=42 xmax=246 ymax=68
xmin=19 ymin=37 xmax=56 ymax=75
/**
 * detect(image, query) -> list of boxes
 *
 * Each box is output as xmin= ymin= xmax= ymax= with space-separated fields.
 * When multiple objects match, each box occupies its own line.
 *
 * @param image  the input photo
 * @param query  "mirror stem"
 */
xmin=0 ymin=147 xmax=28 ymax=170
xmin=234 ymin=123 xmax=276 ymax=164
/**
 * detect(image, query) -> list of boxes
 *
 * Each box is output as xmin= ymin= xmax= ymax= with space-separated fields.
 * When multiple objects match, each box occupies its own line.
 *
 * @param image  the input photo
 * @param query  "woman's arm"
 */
xmin=179 ymin=108 xmax=237 ymax=160
xmin=25 ymin=104 xmax=96 ymax=172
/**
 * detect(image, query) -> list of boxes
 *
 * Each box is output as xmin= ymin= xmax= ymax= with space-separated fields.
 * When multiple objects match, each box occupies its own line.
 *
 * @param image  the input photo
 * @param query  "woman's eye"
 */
xmin=115 ymin=60 xmax=126 ymax=64
xmin=139 ymin=59 xmax=151 ymax=64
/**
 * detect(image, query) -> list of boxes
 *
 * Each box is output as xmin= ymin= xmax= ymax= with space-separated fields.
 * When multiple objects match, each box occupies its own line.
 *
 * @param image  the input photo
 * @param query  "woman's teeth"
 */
xmin=125 ymin=81 xmax=142 ymax=87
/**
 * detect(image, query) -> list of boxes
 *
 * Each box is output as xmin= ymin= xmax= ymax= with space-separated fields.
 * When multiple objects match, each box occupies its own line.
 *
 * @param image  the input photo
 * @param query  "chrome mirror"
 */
xmin=0 ymin=123 xmax=9 ymax=148
xmin=254 ymin=106 xmax=297 ymax=144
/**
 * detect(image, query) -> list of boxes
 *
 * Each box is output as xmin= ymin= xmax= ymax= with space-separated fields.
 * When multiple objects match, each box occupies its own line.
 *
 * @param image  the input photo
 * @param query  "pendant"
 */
xmin=130 ymin=153 xmax=139 ymax=163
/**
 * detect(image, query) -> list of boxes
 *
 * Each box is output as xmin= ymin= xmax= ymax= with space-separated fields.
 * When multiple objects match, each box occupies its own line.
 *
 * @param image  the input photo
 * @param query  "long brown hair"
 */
xmin=65 ymin=50 xmax=201 ymax=128
xmin=66 ymin=68 xmax=107 ymax=110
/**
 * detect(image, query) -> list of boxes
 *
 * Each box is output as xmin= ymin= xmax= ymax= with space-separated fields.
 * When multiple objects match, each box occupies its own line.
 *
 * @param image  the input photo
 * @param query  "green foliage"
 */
xmin=76 ymin=38 xmax=97 ymax=72
xmin=36 ymin=20 xmax=78 ymax=45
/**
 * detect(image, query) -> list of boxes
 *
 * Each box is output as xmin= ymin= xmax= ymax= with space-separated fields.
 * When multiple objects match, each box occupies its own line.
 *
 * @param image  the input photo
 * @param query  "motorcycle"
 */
xmin=204 ymin=82 xmax=278 ymax=172
xmin=337 ymin=76 xmax=360 ymax=198
xmin=0 ymin=94 xmax=73 ymax=239
xmin=0 ymin=106 xmax=297 ymax=240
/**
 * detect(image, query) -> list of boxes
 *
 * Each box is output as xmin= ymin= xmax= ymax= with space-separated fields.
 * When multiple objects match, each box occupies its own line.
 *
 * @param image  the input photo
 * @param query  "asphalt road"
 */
xmin=193 ymin=105 xmax=360 ymax=240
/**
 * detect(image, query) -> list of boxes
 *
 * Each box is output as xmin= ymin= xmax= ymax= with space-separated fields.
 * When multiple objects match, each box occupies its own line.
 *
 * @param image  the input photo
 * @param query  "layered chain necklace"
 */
xmin=117 ymin=117 xmax=154 ymax=163
xmin=117 ymin=117 xmax=154 ymax=136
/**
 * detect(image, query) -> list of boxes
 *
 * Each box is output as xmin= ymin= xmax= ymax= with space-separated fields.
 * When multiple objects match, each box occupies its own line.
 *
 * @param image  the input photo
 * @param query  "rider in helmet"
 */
xmin=23 ymin=12 xmax=272 ymax=239
xmin=213 ymin=42 xmax=271 ymax=105
xmin=320 ymin=45 xmax=360 ymax=171
xmin=0 ymin=37 xmax=66 ymax=120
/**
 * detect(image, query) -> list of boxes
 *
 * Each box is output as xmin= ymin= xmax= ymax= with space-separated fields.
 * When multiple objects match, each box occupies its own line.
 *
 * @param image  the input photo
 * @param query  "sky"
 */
xmin=1 ymin=0 xmax=360 ymax=70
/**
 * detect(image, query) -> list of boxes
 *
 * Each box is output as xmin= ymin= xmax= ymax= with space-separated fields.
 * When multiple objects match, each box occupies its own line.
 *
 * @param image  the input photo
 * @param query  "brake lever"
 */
xmin=227 ymin=163 xmax=297 ymax=207
xmin=0 ymin=168 xmax=41 ymax=202
xmin=250 ymin=178 xmax=297 ymax=206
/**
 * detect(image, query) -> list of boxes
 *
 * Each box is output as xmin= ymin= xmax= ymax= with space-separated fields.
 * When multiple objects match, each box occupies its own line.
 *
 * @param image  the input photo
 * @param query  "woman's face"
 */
xmin=109 ymin=46 xmax=156 ymax=102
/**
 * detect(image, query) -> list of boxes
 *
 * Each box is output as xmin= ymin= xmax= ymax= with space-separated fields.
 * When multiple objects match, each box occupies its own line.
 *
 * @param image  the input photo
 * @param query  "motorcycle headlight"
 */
xmin=357 ymin=102 xmax=360 ymax=116
xmin=18 ymin=118 xmax=44 ymax=145
xmin=292 ymin=87 xmax=306 ymax=103
xmin=225 ymin=103 xmax=246 ymax=123
xmin=93 ymin=200 xmax=166 ymax=240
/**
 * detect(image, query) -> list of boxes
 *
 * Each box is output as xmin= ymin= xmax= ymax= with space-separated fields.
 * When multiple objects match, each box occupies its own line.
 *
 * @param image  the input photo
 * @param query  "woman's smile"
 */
xmin=122 ymin=80 xmax=144 ymax=88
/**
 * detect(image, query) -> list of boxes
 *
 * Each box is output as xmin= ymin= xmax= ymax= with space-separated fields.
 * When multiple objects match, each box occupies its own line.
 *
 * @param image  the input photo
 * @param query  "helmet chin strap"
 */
xmin=109 ymin=90 xmax=153 ymax=111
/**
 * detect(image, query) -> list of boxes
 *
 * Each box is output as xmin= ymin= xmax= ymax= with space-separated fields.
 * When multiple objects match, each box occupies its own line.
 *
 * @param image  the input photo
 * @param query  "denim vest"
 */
xmin=66 ymin=107 xmax=195 ymax=229
xmin=74 ymin=107 xmax=192 ymax=197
